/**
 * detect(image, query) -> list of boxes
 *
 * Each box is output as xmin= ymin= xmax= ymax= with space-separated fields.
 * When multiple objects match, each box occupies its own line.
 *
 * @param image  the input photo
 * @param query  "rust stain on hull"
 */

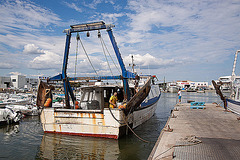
xmin=59 ymin=125 xmax=61 ymax=132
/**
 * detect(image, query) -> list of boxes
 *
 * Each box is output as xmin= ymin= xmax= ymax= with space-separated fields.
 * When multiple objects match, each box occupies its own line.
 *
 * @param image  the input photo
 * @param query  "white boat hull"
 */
xmin=133 ymin=101 xmax=158 ymax=129
xmin=0 ymin=108 xmax=22 ymax=125
xmin=40 ymin=95 xmax=160 ymax=139
xmin=226 ymin=99 xmax=240 ymax=115
xmin=41 ymin=108 xmax=126 ymax=139
xmin=0 ymin=99 xmax=29 ymax=107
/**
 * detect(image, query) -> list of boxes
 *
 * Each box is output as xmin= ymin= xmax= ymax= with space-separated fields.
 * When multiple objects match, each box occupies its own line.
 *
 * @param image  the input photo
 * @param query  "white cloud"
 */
xmin=0 ymin=0 xmax=64 ymax=73
xmin=0 ymin=62 xmax=14 ymax=69
xmin=0 ymin=0 xmax=61 ymax=32
xmin=123 ymin=53 xmax=181 ymax=70
xmin=118 ymin=0 xmax=240 ymax=66
xmin=9 ymin=72 xmax=22 ymax=75
xmin=29 ymin=51 xmax=62 ymax=70
xmin=1 ymin=0 xmax=240 ymax=82
xmin=101 ymin=13 xmax=125 ymax=23
xmin=23 ymin=44 xmax=44 ymax=54
xmin=0 ymin=0 xmax=63 ymax=52
xmin=64 ymin=2 xmax=82 ymax=12
xmin=84 ymin=0 xmax=102 ymax=9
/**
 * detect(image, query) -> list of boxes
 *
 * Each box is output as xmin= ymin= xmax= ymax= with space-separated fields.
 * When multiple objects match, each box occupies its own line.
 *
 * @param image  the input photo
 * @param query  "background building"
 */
xmin=0 ymin=76 xmax=11 ymax=89
xmin=176 ymin=80 xmax=208 ymax=90
xmin=25 ymin=78 xmax=39 ymax=90
xmin=11 ymin=75 xmax=26 ymax=89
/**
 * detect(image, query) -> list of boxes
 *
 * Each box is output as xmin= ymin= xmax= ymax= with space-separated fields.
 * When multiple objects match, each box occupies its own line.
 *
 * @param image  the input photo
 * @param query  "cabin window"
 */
xmin=104 ymin=90 xmax=106 ymax=98
xmin=80 ymin=89 xmax=100 ymax=110
xmin=89 ymin=91 xmax=93 ymax=101
xmin=89 ymin=90 xmax=96 ymax=101
xmin=82 ymin=91 xmax=89 ymax=101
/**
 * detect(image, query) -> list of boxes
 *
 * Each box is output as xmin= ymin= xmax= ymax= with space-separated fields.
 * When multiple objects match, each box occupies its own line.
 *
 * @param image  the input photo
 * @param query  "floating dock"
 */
xmin=148 ymin=103 xmax=240 ymax=160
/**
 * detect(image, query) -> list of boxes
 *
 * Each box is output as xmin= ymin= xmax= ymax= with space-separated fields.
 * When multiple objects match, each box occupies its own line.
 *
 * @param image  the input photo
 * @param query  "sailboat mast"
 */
xmin=232 ymin=50 xmax=240 ymax=80
xmin=230 ymin=50 xmax=240 ymax=99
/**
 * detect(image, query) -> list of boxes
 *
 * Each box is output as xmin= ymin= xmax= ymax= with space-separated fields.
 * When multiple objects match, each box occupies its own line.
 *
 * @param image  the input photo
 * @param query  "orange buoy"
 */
xmin=118 ymin=105 xmax=123 ymax=109
xmin=118 ymin=103 xmax=126 ymax=109
xmin=75 ymin=101 xmax=79 ymax=109
xmin=44 ymin=98 xmax=52 ymax=107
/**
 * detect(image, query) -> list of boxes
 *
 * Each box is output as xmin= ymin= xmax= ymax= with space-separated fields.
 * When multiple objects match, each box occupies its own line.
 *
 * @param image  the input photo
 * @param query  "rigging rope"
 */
xmin=75 ymin=32 xmax=80 ymax=79
xmin=79 ymin=35 xmax=99 ymax=77
xmin=99 ymin=34 xmax=121 ymax=74
xmin=98 ymin=31 xmax=118 ymax=83
xmin=74 ymin=32 xmax=80 ymax=99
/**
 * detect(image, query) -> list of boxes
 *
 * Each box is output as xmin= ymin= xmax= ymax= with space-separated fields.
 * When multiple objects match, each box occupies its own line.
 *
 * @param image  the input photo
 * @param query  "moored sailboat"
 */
xmin=213 ymin=50 xmax=240 ymax=115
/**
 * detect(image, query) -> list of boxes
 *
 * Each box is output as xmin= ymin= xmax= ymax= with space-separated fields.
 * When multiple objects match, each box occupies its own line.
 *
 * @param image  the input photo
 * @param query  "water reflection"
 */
xmin=36 ymin=133 xmax=120 ymax=160
xmin=0 ymin=124 xmax=19 ymax=137
xmin=0 ymin=92 xmax=222 ymax=160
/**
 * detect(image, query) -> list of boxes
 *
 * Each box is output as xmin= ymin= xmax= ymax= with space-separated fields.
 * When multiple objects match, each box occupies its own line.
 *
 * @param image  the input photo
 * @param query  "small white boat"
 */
xmin=6 ymin=104 xmax=39 ymax=116
xmin=0 ymin=107 xmax=22 ymax=125
xmin=0 ymin=95 xmax=30 ymax=107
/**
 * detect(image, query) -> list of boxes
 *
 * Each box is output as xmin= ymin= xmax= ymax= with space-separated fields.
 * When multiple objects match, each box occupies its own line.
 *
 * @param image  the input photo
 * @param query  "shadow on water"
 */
xmin=0 ymin=92 xmax=222 ymax=160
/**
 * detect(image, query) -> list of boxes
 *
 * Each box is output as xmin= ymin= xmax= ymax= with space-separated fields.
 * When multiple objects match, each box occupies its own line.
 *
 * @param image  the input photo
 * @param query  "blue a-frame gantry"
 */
xmin=49 ymin=21 xmax=136 ymax=108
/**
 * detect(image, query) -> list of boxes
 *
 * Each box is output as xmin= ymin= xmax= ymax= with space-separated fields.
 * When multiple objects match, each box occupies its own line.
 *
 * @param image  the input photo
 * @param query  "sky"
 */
xmin=0 ymin=0 xmax=240 ymax=83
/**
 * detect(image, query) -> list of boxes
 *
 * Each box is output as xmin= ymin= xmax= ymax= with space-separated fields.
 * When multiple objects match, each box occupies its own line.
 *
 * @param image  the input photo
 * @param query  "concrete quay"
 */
xmin=148 ymin=103 xmax=240 ymax=160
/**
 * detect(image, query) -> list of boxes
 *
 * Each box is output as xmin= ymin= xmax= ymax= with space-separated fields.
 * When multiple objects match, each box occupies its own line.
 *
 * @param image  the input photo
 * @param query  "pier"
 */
xmin=148 ymin=103 xmax=240 ymax=160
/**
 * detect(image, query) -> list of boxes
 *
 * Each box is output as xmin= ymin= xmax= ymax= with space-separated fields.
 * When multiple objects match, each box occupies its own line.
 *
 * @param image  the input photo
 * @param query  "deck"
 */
xmin=148 ymin=103 xmax=240 ymax=160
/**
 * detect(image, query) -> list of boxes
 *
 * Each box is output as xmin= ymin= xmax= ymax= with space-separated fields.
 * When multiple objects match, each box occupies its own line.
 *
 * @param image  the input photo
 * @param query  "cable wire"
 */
xmin=79 ymin=37 xmax=99 ymax=76
xmin=100 ymin=35 xmax=121 ymax=74
xmin=99 ymin=32 xmax=118 ymax=84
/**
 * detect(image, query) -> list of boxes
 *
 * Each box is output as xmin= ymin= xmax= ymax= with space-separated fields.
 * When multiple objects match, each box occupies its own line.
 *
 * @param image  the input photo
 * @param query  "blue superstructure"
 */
xmin=48 ymin=21 xmax=136 ymax=108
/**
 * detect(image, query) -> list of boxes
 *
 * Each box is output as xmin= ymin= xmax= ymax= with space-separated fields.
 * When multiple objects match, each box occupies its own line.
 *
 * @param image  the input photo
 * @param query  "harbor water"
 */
xmin=0 ymin=91 xmax=221 ymax=160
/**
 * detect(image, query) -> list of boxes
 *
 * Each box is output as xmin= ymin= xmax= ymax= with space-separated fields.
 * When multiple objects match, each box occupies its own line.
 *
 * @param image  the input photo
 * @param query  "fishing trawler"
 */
xmin=37 ymin=21 xmax=161 ymax=139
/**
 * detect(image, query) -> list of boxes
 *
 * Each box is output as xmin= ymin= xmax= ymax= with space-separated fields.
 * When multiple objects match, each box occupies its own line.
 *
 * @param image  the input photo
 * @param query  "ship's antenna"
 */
xmin=129 ymin=55 xmax=136 ymax=74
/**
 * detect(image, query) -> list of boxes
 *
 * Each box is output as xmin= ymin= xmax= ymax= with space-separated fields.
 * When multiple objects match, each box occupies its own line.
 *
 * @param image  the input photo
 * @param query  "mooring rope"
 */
xmin=153 ymin=136 xmax=202 ymax=160
xmin=108 ymin=107 xmax=150 ymax=143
